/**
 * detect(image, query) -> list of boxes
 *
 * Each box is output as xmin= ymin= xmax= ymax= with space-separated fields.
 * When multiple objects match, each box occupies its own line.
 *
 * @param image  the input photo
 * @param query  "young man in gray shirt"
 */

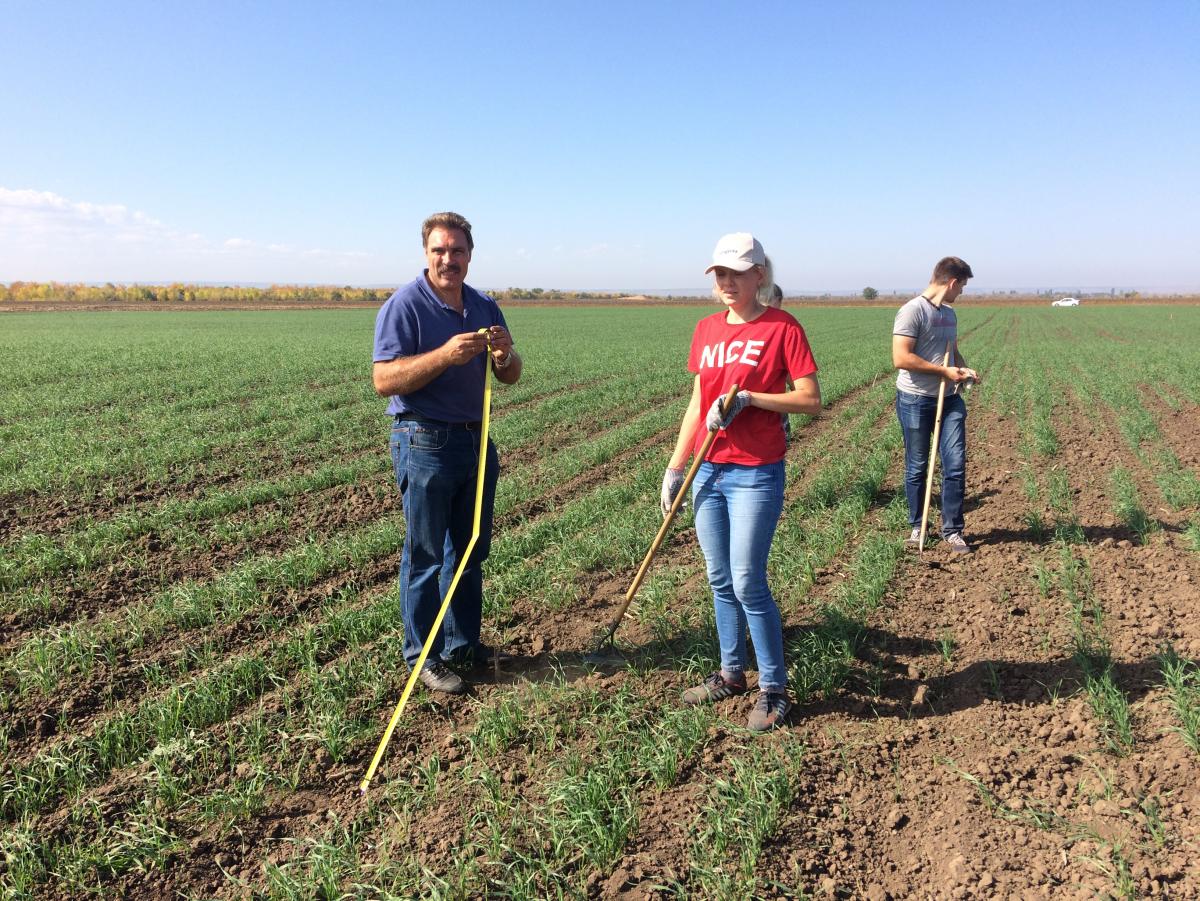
xmin=892 ymin=257 xmax=980 ymax=553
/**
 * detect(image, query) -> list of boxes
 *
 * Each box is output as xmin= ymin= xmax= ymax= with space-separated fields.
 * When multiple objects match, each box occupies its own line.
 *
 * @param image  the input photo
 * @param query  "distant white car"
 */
xmin=1052 ymin=297 xmax=1081 ymax=307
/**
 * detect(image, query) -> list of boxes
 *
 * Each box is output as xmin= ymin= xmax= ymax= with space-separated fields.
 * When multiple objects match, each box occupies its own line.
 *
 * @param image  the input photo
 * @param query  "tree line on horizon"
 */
xmin=0 ymin=281 xmax=1166 ymax=305
xmin=0 ymin=282 xmax=644 ymax=305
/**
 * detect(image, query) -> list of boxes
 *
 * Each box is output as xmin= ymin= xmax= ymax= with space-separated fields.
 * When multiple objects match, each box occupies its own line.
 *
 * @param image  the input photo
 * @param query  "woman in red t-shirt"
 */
xmin=662 ymin=233 xmax=821 ymax=732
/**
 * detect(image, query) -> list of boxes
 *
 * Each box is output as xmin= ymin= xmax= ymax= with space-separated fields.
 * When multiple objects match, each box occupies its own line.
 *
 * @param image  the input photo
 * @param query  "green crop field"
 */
xmin=3 ymin=303 xmax=1200 ymax=899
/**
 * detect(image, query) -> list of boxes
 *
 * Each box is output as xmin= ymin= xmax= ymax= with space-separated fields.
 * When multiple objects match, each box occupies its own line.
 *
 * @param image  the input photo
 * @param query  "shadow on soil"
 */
xmin=968 ymin=523 xmax=1181 ymax=547
xmin=806 ymin=627 xmax=1186 ymax=723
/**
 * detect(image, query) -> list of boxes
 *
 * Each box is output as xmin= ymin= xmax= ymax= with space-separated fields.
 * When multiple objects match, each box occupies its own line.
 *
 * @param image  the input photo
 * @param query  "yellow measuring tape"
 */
xmin=360 ymin=329 xmax=495 ymax=793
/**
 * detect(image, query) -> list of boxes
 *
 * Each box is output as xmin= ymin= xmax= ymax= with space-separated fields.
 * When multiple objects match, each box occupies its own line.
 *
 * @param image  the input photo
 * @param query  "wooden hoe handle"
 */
xmin=918 ymin=342 xmax=953 ymax=553
xmin=596 ymin=383 xmax=741 ymax=646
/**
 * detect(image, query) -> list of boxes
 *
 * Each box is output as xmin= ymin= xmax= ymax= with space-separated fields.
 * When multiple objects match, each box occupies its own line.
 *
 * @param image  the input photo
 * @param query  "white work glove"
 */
xmin=706 ymin=390 xmax=752 ymax=432
xmin=661 ymin=467 xmax=686 ymax=516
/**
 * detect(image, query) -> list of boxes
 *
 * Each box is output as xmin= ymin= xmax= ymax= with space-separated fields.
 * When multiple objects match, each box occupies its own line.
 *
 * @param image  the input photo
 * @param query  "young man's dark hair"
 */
xmin=422 ymin=211 xmax=474 ymax=251
xmin=931 ymin=256 xmax=973 ymax=285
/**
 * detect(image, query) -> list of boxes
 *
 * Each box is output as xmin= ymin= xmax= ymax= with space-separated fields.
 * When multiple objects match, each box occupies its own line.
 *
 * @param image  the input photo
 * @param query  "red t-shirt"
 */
xmin=687 ymin=306 xmax=818 ymax=465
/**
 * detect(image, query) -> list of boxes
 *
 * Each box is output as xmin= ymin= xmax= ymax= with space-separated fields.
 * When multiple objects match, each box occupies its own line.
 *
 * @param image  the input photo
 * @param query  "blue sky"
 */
xmin=2 ymin=0 xmax=1197 ymax=292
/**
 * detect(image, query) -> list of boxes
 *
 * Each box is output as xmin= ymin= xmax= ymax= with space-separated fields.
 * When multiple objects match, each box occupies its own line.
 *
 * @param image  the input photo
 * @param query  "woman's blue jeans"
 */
xmin=692 ymin=460 xmax=787 ymax=691
xmin=895 ymin=390 xmax=967 ymax=536
xmin=390 ymin=418 xmax=499 ymax=668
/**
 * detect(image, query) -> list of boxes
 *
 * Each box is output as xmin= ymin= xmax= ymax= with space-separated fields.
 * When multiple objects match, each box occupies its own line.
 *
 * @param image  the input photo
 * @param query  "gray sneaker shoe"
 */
xmin=418 ymin=661 xmax=467 ymax=695
xmin=748 ymin=690 xmax=793 ymax=732
xmin=682 ymin=671 xmax=748 ymax=705
xmin=905 ymin=527 xmax=922 ymax=547
xmin=944 ymin=532 xmax=971 ymax=554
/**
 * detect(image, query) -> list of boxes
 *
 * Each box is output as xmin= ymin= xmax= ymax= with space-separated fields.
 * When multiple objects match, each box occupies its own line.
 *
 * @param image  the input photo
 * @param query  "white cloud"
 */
xmin=0 ymin=188 xmax=174 ymax=248
xmin=0 ymin=186 xmax=374 ymax=282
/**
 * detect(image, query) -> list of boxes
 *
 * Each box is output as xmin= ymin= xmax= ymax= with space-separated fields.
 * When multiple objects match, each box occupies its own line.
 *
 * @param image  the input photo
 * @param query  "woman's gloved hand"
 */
xmin=706 ymin=390 xmax=752 ymax=431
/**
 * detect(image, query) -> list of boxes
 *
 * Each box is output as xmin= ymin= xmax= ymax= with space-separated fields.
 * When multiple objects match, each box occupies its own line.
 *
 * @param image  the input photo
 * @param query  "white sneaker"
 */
xmin=944 ymin=532 xmax=971 ymax=554
xmin=905 ymin=527 xmax=921 ymax=547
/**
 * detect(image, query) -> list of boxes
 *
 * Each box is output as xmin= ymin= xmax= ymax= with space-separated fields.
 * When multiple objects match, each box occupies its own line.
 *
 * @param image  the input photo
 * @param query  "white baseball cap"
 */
xmin=705 ymin=232 xmax=765 ymax=273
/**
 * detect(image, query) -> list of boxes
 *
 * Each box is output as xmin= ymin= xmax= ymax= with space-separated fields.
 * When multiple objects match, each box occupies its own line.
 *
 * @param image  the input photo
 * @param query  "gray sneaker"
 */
xmin=905 ymin=527 xmax=922 ymax=547
xmin=418 ymin=661 xmax=467 ymax=695
xmin=944 ymin=532 xmax=971 ymax=554
xmin=748 ymin=690 xmax=792 ymax=732
xmin=682 ymin=671 xmax=748 ymax=705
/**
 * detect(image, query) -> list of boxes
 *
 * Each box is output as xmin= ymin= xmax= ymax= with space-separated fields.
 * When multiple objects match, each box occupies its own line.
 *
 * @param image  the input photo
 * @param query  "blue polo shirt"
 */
xmin=373 ymin=272 xmax=509 ymax=421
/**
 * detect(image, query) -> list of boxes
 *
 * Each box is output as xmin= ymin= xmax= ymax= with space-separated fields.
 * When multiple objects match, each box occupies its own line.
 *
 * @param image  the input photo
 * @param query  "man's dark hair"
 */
xmin=422 ymin=212 xmax=474 ymax=251
xmin=931 ymin=256 xmax=973 ymax=284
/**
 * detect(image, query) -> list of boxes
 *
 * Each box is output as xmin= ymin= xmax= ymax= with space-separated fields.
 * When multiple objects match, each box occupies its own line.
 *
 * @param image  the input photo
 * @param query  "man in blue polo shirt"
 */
xmin=373 ymin=211 xmax=523 ymax=694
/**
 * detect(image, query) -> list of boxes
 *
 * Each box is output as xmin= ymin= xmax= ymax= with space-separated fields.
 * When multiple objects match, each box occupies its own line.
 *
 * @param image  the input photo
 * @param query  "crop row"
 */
xmin=5 ymin=305 xmax=1199 ymax=897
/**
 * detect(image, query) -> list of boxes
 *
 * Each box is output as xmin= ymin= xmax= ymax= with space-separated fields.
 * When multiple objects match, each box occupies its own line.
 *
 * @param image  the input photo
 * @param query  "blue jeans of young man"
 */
xmin=692 ymin=460 xmax=787 ymax=691
xmin=390 ymin=418 xmax=499 ymax=668
xmin=895 ymin=390 xmax=967 ymax=537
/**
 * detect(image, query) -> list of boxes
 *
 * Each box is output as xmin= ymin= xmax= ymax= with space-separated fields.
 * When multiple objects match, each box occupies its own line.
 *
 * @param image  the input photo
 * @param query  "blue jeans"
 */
xmin=692 ymin=461 xmax=787 ymax=691
xmin=895 ymin=390 xmax=967 ymax=536
xmin=390 ymin=418 xmax=499 ymax=667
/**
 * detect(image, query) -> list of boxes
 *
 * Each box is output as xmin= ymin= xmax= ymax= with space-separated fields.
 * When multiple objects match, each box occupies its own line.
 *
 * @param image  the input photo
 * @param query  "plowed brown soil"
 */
xmin=14 ymin=390 xmax=1200 ymax=900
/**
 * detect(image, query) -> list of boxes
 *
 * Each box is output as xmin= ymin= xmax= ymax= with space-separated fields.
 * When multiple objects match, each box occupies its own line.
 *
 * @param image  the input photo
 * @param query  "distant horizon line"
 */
xmin=3 ymin=280 xmax=1198 ymax=296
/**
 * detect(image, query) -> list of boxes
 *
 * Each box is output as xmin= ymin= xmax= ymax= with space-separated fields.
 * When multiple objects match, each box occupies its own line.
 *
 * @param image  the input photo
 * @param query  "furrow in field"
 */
xmin=1135 ymin=386 xmax=1200 ymax=475
xmin=0 ymin=516 xmax=410 ymax=749
xmin=0 ymin=381 xmax=673 ymax=647
xmin=2 ymin=409 xmax=687 ymax=752
xmin=0 ymin=423 xmax=384 ymax=546
xmin=1053 ymin=396 xmax=1200 ymax=666
xmin=880 ymin=400 xmax=1069 ymax=710
xmin=1157 ymin=380 xmax=1200 ymax=409
xmin=0 ymin=545 xmax=402 ymax=767
xmin=3 ymin=608 xmax=418 ymax=897
xmin=758 ymin=399 xmax=1071 ymax=893
xmin=11 ymin=610 xmax=660 ymax=897
xmin=0 ymin=389 xmax=687 ymax=692
xmin=0 ymin=380 xmax=378 ymax=500
xmin=1 ymin=367 xmax=603 ymax=543
xmin=488 ymin=375 xmax=604 ymax=417
xmin=1 ymin=577 xmax=384 ymax=773
xmin=781 ymin=385 xmax=894 ymax=508
xmin=0 ymin=449 xmax=389 ymax=633
xmin=0 ymin=467 xmax=394 ymax=646
xmin=493 ymin=377 xmax=689 ymax=474
xmin=778 ymin=384 xmax=1198 ymax=898
xmin=0 ymin=376 xmax=657 ymax=602
xmin=1 ymin=571 xmax=419 ymax=826
xmin=27 ymin=307 xmax=1200 ymax=899
xmin=1074 ymin=385 xmax=1187 ymax=522
xmin=497 ymin=421 xmax=678 ymax=528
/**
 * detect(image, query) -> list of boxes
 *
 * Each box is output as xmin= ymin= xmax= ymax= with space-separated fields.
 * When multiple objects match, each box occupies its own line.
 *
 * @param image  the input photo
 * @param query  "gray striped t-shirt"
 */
xmin=893 ymin=296 xmax=957 ymax=397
